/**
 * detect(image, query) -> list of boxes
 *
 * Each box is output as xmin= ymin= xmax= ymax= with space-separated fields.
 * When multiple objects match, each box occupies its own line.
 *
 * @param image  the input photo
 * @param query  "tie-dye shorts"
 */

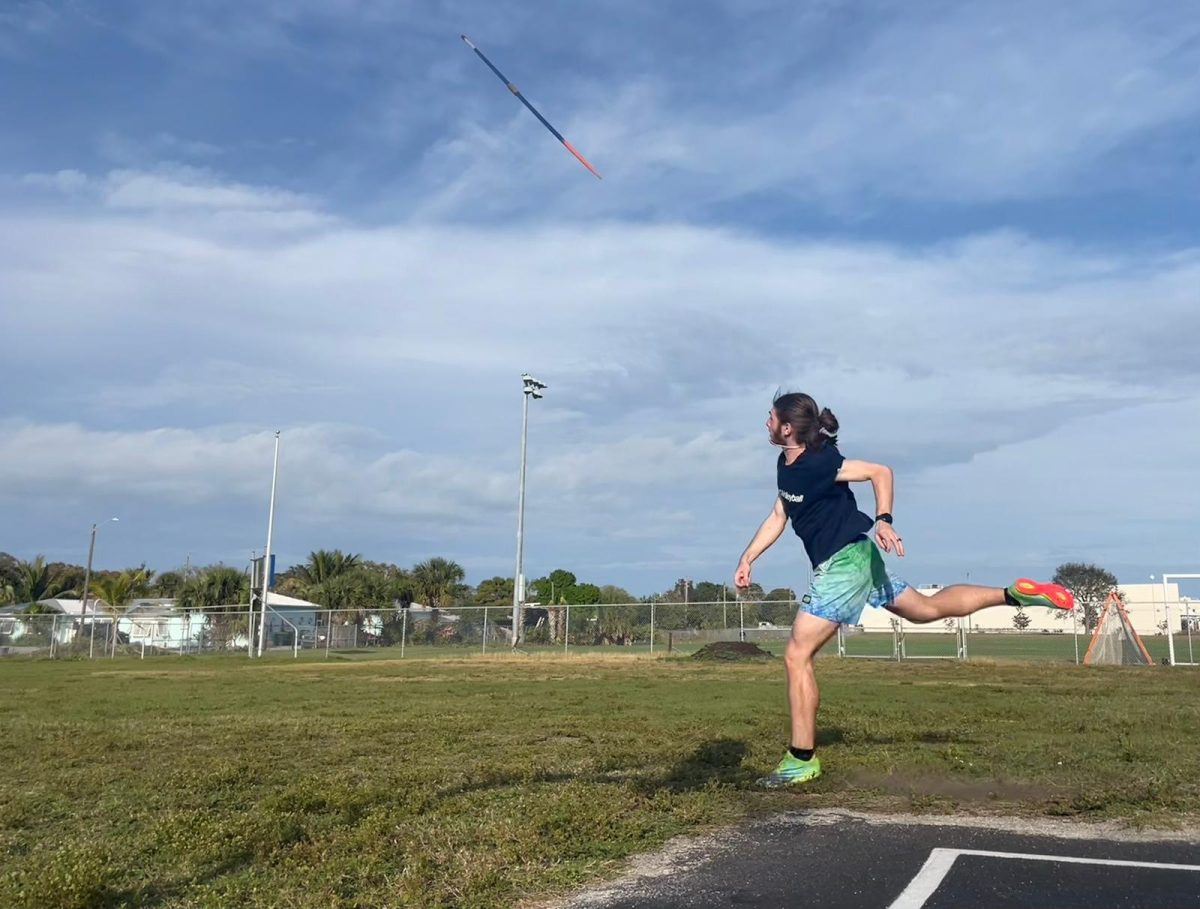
xmin=799 ymin=537 xmax=910 ymax=625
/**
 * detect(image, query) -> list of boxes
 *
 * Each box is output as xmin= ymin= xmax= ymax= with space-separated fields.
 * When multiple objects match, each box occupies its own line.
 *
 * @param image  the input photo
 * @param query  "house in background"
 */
xmin=0 ymin=598 xmax=113 ymax=649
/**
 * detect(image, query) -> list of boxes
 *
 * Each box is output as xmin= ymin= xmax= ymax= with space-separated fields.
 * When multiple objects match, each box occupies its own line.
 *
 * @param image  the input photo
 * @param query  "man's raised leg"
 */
xmin=888 ymin=578 xmax=1074 ymax=624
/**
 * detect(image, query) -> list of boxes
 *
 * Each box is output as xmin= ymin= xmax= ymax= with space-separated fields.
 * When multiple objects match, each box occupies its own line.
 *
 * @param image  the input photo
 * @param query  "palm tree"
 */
xmin=88 ymin=570 xmax=149 ymax=613
xmin=293 ymin=550 xmax=361 ymax=590
xmin=12 ymin=556 xmax=68 ymax=607
xmin=411 ymin=558 xmax=466 ymax=635
xmin=88 ymin=569 xmax=150 ymax=652
xmin=177 ymin=566 xmax=251 ymax=649
xmin=177 ymin=566 xmax=248 ymax=611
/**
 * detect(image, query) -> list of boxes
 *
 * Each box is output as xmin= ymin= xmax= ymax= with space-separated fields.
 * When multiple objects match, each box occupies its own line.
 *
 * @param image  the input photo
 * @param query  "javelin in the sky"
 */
xmin=461 ymin=34 xmax=602 ymax=180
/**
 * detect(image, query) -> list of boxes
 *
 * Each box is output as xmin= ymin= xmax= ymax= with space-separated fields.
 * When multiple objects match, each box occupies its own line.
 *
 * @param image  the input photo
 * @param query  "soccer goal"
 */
xmin=836 ymin=621 xmax=900 ymax=660
xmin=1162 ymin=574 xmax=1200 ymax=667
xmin=896 ymin=620 xmax=968 ymax=661
xmin=1083 ymin=592 xmax=1153 ymax=666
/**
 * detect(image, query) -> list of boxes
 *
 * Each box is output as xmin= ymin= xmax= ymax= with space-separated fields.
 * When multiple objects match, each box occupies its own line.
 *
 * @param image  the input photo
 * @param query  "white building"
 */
xmin=0 ymin=598 xmax=113 ymax=646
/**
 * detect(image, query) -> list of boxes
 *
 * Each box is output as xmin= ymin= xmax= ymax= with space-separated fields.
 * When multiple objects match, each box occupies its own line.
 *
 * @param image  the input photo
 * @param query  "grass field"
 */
xmin=2 ymin=653 xmax=1198 ymax=908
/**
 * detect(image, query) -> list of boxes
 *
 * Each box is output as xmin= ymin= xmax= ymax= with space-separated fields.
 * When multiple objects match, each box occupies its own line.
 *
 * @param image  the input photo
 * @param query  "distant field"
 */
xmin=1 ymin=653 xmax=1197 ymax=908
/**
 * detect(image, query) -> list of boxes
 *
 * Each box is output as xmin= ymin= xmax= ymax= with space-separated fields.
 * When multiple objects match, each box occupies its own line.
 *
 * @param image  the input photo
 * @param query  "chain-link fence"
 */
xmin=1 ymin=598 xmax=1195 ymax=664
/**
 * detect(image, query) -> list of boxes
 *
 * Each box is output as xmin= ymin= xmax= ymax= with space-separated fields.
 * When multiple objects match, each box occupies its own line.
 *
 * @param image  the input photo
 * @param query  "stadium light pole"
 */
xmin=256 ymin=431 xmax=281 ymax=658
xmin=511 ymin=374 xmax=546 ymax=648
xmin=80 ymin=517 xmax=119 ymax=658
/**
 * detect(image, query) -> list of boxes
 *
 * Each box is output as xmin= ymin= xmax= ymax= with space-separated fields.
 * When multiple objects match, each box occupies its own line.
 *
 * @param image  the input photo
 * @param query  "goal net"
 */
xmin=1083 ymin=592 xmax=1152 ymax=666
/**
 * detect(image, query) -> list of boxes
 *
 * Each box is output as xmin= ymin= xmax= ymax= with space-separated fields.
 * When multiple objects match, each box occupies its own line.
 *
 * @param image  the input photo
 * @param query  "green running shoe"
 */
xmin=759 ymin=751 xmax=822 ymax=788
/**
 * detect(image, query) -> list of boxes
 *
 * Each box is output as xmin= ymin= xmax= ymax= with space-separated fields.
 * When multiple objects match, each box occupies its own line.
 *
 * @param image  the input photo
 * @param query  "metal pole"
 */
xmin=722 ymin=585 xmax=727 ymax=629
xmin=1164 ymin=577 xmax=1176 ymax=666
xmin=325 ymin=611 xmax=332 ymax=659
xmin=564 ymin=601 xmax=570 ymax=654
xmin=1072 ymin=606 xmax=1079 ymax=665
xmin=50 ymin=614 xmax=57 ymax=659
xmin=256 ymin=431 xmax=281 ymax=658
xmin=482 ymin=607 xmax=488 ymax=655
xmin=650 ymin=598 xmax=655 ymax=654
xmin=82 ymin=523 xmax=97 ymax=658
xmin=511 ymin=390 xmax=530 ymax=648
xmin=1188 ymin=606 xmax=1195 ymax=664
xmin=400 ymin=609 xmax=407 ymax=659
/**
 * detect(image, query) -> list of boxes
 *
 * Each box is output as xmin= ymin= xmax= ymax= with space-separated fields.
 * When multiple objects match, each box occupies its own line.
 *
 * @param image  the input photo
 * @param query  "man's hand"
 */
xmin=734 ymin=559 xmax=752 ymax=590
xmin=876 ymin=521 xmax=905 ymax=557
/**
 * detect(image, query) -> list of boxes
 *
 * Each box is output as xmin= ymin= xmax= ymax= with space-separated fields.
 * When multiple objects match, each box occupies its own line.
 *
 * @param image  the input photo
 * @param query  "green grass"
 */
xmin=1 ymin=653 xmax=1197 ymax=908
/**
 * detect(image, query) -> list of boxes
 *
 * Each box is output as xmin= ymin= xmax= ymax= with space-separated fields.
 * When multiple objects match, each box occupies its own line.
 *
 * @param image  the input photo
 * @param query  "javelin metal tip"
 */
xmin=460 ymin=34 xmax=476 ymax=49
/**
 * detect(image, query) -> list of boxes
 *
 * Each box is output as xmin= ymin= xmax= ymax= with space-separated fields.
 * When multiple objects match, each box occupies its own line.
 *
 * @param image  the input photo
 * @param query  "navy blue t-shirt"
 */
xmin=777 ymin=443 xmax=874 ymax=568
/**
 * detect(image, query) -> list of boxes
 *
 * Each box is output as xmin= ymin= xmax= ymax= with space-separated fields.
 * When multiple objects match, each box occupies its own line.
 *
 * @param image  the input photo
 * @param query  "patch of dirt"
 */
xmin=841 ymin=770 xmax=1058 ymax=804
xmin=690 ymin=642 xmax=775 ymax=662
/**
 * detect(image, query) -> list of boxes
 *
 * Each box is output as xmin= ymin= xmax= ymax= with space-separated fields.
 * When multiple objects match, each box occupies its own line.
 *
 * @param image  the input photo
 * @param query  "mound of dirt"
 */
xmin=690 ymin=641 xmax=775 ymax=662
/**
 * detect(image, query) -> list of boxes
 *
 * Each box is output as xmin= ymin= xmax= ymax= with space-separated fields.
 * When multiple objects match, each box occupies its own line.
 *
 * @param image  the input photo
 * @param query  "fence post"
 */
xmin=650 ymin=599 xmax=655 ymax=654
xmin=400 ymin=609 xmax=407 ymax=659
xmin=50 ymin=615 xmax=58 ymax=659
xmin=1072 ymin=607 xmax=1080 ymax=665
xmin=482 ymin=607 xmax=488 ymax=655
xmin=564 ymin=603 xmax=570 ymax=655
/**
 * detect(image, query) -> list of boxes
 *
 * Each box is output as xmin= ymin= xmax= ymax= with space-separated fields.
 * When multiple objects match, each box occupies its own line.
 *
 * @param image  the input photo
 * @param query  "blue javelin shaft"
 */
xmin=461 ymin=35 xmax=566 ymax=143
xmin=461 ymin=34 xmax=602 ymax=179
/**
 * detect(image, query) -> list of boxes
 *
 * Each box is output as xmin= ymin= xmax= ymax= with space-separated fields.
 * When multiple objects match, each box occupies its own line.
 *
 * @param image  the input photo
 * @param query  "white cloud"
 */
xmin=102 ymin=166 xmax=313 ymax=212
xmin=21 ymin=169 xmax=89 ymax=193
xmin=0 ymin=421 xmax=514 ymax=524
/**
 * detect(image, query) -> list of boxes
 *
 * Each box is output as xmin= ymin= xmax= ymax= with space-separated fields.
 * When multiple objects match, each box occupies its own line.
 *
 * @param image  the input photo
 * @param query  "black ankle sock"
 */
xmin=1004 ymin=588 xmax=1019 ymax=606
xmin=789 ymin=746 xmax=814 ymax=761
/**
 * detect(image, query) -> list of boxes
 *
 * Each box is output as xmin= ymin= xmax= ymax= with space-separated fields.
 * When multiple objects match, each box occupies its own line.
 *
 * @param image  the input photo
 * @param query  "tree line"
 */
xmin=1 ymin=550 xmax=1124 ymax=637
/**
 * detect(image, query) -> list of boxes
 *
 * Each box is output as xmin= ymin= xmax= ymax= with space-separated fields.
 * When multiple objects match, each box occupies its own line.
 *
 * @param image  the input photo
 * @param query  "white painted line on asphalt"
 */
xmin=886 ymin=848 xmax=959 ymax=909
xmin=887 ymin=847 xmax=1200 ymax=909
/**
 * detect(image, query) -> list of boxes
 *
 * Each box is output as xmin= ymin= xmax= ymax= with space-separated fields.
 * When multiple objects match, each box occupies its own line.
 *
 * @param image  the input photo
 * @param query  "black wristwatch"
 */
xmin=875 ymin=513 xmax=893 ymax=525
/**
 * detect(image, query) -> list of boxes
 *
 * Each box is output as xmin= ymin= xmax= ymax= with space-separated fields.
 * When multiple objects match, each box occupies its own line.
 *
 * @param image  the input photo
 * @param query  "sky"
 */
xmin=1 ymin=0 xmax=1198 ymax=598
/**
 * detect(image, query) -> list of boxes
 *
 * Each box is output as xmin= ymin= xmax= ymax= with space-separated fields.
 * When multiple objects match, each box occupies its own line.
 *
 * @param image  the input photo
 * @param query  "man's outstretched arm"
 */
xmin=735 ymin=497 xmax=788 ymax=588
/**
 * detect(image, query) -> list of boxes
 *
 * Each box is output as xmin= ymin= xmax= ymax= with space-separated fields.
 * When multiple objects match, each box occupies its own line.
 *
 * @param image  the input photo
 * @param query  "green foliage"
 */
xmin=597 ymin=584 xmax=635 ymax=604
xmin=472 ymin=576 xmax=513 ymax=608
xmin=1053 ymin=562 xmax=1119 ymax=631
xmin=87 ymin=569 xmax=151 ymax=613
xmin=9 ymin=556 xmax=69 ymax=605
xmin=410 ymin=558 xmax=467 ymax=611
xmin=289 ymin=550 xmax=362 ymax=591
xmin=177 ymin=566 xmax=250 ymax=612
xmin=153 ymin=571 xmax=186 ymax=597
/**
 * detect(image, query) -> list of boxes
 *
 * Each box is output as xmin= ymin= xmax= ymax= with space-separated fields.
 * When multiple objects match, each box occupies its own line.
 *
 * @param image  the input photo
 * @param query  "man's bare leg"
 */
xmin=784 ymin=611 xmax=840 ymax=749
xmin=887 ymin=584 xmax=1006 ymax=623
